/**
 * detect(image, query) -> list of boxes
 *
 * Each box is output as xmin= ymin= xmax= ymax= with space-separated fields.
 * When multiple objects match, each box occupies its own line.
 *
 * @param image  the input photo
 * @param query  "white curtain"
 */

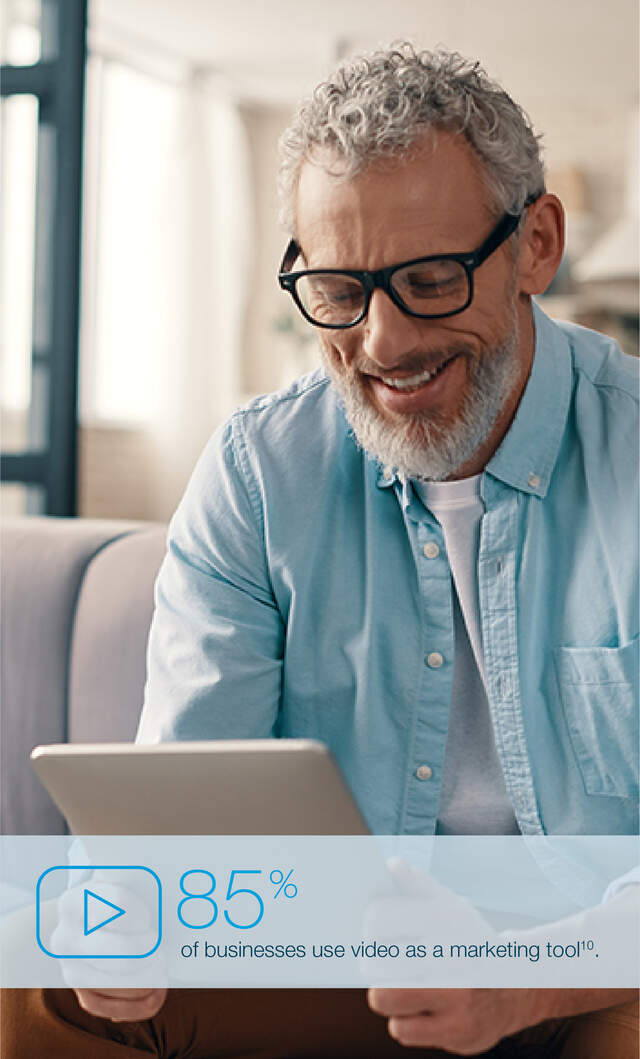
xmin=146 ymin=78 xmax=253 ymax=516
xmin=80 ymin=56 xmax=253 ymax=519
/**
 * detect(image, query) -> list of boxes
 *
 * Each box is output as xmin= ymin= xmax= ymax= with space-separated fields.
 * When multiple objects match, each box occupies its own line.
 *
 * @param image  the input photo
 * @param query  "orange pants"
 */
xmin=2 ymin=988 xmax=638 ymax=1058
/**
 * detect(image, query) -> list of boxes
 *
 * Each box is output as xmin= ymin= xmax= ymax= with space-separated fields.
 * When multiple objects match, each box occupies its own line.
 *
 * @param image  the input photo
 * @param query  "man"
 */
xmin=7 ymin=42 xmax=638 ymax=1058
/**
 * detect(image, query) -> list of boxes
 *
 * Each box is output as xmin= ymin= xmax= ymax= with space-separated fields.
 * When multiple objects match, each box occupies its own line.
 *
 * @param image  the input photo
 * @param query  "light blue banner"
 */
xmin=1 ymin=835 xmax=637 ymax=987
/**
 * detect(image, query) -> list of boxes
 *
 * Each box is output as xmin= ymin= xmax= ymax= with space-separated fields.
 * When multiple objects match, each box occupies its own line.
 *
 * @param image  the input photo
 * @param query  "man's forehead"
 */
xmin=294 ymin=131 xmax=494 ymax=267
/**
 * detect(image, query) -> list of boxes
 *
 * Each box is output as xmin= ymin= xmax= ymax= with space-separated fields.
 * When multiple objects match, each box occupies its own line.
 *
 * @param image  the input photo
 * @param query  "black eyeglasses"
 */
xmin=278 ymin=204 xmax=533 ymax=329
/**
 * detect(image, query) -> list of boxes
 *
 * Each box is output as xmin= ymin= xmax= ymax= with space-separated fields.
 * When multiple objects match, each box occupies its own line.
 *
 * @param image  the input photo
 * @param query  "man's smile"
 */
xmin=362 ymin=352 xmax=465 ymax=415
xmin=374 ymin=351 xmax=462 ymax=391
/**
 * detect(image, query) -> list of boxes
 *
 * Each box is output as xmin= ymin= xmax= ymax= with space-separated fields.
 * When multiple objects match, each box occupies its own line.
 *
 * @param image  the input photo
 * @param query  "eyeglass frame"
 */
xmin=278 ymin=194 xmax=540 ymax=330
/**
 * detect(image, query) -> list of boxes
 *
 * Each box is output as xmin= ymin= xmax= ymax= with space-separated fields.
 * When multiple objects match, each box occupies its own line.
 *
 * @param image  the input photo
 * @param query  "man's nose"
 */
xmin=361 ymin=288 xmax=426 ymax=368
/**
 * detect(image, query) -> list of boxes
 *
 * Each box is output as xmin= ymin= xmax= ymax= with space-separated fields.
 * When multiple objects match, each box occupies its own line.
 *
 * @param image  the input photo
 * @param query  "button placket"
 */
xmin=401 ymin=516 xmax=452 ymax=834
xmin=478 ymin=487 xmax=543 ymax=834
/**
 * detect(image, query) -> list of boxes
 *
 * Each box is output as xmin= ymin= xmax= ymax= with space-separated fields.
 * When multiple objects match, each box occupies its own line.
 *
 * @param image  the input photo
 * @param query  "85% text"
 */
xmin=177 ymin=868 xmax=298 ymax=930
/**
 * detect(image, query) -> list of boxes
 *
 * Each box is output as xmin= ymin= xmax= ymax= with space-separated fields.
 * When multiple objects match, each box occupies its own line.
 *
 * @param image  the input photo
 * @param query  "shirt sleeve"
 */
xmin=602 ymin=867 xmax=640 ymax=902
xmin=137 ymin=415 xmax=284 ymax=744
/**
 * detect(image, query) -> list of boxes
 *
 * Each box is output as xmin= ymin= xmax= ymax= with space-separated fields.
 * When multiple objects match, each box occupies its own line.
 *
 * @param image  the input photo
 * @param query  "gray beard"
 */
xmin=321 ymin=313 xmax=521 ymax=482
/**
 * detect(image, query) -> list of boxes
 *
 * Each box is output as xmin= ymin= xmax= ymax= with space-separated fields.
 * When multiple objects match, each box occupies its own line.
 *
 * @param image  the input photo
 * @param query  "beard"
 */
xmin=320 ymin=306 xmax=521 ymax=482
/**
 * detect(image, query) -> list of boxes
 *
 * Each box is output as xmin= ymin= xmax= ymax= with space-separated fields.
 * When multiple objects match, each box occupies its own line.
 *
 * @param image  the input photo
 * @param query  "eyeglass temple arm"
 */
xmin=473 ymin=192 xmax=543 ymax=267
xmin=280 ymin=239 xmax=301 ymax=275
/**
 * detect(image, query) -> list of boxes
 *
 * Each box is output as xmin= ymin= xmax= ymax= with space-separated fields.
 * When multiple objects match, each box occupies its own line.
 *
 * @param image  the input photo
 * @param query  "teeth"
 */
xmin=381 ymin=364 xmax=446 ymax=390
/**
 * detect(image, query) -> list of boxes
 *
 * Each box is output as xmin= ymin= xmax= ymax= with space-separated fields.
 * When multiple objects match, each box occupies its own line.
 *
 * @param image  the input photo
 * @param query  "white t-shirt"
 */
xmin=414 ymin=475 xmax=519 ymax=835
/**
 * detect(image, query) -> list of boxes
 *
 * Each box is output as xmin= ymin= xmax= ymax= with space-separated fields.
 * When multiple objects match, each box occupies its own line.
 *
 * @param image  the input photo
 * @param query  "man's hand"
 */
xmin=74 ymin=988 xmax=167 ymax=1022
xmin=367 ymin=988 xmax=529 ymax=1054
xmin=47 ymin=865 xmax=167 ymax=1020
xmin=367 ymin=987 xmax=636 ymax=1054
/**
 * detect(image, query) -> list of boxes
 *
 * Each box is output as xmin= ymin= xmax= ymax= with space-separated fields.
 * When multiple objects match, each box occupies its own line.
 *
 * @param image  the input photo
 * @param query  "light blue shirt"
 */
xmin=138 ymin=304 xmax=639 ymax=837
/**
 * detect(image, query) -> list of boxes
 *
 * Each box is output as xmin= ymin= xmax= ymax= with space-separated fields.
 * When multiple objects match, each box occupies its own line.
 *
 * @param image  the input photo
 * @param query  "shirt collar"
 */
xmin=376 ymin=303 xmax=573 ymax=499
xmin=485 ymin=302 xmax=572 ymax=499
xmin=377 ymin=464 xmax=396 ymax=488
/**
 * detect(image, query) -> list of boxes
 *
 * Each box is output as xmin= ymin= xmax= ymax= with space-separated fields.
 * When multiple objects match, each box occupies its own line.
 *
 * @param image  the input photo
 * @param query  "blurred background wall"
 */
xmin=1 ymin=0 xmax=638 ymax=521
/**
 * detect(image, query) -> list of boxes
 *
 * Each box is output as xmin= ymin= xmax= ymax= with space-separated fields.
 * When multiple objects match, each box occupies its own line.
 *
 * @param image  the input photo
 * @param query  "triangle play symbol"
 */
xmin=83 ymin=888 xmax=127 ymax=936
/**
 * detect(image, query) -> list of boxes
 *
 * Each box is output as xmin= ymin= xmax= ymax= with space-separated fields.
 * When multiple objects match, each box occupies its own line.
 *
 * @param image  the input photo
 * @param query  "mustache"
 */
xmin=351 ymin=344 xmax=472 ymax=378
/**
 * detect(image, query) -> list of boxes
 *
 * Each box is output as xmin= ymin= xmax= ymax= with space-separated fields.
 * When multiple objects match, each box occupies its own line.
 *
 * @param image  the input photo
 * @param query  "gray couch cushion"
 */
xmin=69 ymin=527 xmax=167 ymax=742
xmin=1 ymin=518 xmax=166 ymax=835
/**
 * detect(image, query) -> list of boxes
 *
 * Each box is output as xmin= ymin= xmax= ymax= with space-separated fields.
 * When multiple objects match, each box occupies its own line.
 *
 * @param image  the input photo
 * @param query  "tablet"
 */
xmin=30 ymin=739 xmax=370 ymax=835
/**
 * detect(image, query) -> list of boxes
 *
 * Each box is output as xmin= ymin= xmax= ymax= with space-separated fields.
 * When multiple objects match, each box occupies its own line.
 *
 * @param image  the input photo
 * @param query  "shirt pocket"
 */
xmin=554 ymin=636 xmax=639 ymax=799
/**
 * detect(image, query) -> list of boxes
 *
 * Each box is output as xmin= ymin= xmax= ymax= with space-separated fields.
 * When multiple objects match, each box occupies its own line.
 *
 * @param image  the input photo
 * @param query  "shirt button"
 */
xmin=416 ymin=764 xmax=433 ymax=780
xmin=426 ymin=652 xmax=444 ymax=668
xmin=528 ymin=472 xmax=541 ymax=488
xmin=423 ymin=542 xmax=439 ymax=559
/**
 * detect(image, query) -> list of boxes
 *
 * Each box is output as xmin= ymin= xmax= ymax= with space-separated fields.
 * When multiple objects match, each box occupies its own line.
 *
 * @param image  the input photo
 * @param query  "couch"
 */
xmin=1 ymin=517 xmax=167 ymax=836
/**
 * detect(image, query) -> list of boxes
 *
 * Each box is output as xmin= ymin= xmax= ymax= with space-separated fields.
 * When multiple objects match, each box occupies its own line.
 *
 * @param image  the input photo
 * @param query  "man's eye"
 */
xmin=329 ymin=289 xmax=362 ymax=305
xmin=399 ymin=267 xmax=465 ymax=300
xmin=307 ymin=280 xmax=362 ymax=306
xmin=408 ymin=278 xmax=444 ymax=295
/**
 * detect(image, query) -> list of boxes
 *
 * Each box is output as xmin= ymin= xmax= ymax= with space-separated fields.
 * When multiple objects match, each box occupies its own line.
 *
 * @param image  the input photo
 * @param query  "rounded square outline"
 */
xmin=35 ymin=865 xmax=162 ymax=959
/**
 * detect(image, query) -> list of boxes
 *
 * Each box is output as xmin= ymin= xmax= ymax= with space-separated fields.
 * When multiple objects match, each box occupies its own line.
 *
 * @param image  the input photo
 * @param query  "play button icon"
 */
xmin=84 ymin=888 xmax=126 ymax=935
xmin=36 ymin=864 xmax=162 ymax=959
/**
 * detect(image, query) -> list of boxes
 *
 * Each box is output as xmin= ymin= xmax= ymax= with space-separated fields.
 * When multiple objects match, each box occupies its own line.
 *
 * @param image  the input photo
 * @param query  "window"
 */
xmin=1 ymin=0 xmax=87 ymax=514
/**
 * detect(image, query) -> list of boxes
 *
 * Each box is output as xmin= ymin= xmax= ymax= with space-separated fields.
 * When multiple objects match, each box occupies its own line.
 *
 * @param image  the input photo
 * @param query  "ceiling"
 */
xmin=89 ymin=0 xmax=638 ymax=106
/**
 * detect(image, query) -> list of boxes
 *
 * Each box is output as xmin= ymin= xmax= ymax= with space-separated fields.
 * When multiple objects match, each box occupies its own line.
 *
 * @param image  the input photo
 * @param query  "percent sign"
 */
xmin=270 ymin=868 xmax=298 ymax=899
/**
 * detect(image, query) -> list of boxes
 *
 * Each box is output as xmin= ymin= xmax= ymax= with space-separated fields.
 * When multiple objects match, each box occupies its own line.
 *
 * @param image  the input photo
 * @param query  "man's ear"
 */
xmin=516 ymin=193 xmax=565 ymax=297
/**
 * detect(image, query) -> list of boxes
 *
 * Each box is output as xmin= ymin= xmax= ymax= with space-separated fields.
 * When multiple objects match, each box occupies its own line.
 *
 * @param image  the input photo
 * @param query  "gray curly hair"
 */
xmin=278 ymin=42 xmax=545 ymax=234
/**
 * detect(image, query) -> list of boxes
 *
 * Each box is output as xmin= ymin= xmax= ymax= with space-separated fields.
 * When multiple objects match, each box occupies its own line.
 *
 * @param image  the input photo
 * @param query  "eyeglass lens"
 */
xmin=295 ymin=258 xmax=469 ymax=326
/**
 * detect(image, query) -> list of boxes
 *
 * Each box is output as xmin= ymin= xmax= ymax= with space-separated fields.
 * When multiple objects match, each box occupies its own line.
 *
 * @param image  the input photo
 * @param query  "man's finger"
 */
xmin=367 ymin=987 xmax=439 ymax=1016
xmin=387 ymin=1014 xmax=437 ymax=1048
xmin=74 ymin=987 xmax=167 ymax=1021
